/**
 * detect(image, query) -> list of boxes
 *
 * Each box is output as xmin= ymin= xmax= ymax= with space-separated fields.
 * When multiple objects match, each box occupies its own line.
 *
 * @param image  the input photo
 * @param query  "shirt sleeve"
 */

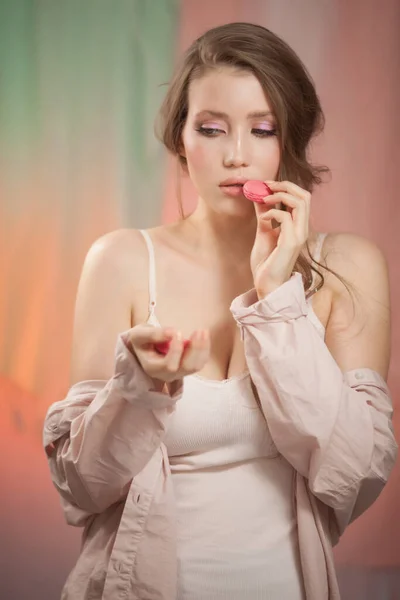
xmin=230 ymin=272 xmax=398 ymax=535
xmin=43 ymin=329 xmax=183 ymax=519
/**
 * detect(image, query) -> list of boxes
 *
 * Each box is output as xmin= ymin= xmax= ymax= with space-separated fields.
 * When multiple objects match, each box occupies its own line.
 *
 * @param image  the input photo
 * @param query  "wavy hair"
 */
xmin=156 ymin=22 xmax=354 ymax=302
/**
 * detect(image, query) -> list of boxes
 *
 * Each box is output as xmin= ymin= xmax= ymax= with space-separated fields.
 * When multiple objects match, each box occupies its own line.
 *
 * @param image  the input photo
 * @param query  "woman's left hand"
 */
xmin=250 ymin=180 xmax=311 ymax=298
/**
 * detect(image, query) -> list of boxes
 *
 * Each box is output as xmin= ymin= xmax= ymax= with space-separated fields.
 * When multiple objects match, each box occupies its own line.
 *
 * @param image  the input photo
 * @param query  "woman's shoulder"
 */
xmin=87 ymin=227 xmax=145 ymax=253
xmin=83 ymin=227 xmax=150 ymax=272
xmin=323 ymin=230 xmax=384 ymax=252
xmin=321 ymin=231 xmax=387 ymax=267
xmin=320 ymin=231 xmax=389 ymax=296
xmin=75 ymin=228 xmax=154 ymax=309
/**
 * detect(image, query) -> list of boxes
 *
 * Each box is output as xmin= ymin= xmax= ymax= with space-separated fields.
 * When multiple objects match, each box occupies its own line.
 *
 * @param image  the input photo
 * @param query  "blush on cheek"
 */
xmin=185 ymin=142 xmax=211 ymax=170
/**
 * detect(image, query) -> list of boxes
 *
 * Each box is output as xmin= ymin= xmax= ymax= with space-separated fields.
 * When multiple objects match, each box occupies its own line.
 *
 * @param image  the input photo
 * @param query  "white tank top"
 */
xmin=138 ymin=229 xmax=327 ymax=600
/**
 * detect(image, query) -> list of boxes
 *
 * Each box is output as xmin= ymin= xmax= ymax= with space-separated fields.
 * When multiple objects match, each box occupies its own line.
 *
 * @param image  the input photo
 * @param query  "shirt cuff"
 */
xmin=111 ymin=329 xmax=183 ymax=409
xmin=230 ymin=272 xmax=309 ymax=326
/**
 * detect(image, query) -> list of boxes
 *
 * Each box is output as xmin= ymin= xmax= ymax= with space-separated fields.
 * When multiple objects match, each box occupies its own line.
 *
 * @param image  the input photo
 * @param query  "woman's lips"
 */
xmin=219 ymin=183 xmax=245 ymax=197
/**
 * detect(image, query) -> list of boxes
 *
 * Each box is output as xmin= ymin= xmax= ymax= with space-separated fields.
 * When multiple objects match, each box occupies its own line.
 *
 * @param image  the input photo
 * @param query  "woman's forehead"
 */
xmin=187 ymin=69 xmax=273 ymax=118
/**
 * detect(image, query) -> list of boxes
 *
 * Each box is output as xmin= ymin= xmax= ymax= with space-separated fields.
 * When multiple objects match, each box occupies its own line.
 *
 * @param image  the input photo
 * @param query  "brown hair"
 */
xmin=156 ymin=22 xmax=354 ymax=302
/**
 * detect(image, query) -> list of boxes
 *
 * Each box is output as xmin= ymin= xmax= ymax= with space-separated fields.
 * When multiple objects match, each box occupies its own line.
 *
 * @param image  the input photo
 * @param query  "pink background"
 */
xmin=1 ymin=1 xmax=399 ymax=598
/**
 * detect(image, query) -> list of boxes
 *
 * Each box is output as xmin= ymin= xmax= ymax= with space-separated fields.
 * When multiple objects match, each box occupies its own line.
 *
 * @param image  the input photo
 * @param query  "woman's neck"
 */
xmin=182 ymin=208 xmax=258 ymax=268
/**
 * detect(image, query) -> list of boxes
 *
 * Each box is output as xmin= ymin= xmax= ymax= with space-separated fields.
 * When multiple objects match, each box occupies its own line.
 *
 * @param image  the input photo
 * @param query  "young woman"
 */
xmin=43 ymin=22 xmax=397 ymax=600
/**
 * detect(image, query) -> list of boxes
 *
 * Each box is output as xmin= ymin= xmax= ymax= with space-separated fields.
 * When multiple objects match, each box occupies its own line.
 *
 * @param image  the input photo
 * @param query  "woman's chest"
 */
xmin=164 ymin=374 xmax=278 ymax=465
xmin=132 ymin=263 xmax=254 ymax=381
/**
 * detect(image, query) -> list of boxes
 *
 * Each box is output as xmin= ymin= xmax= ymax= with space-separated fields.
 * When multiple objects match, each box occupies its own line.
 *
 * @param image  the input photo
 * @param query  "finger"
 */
xmin=259 ymin=209 xmax=292 ymax=234
xmin=132 ymin=325 xmax=175 ymax=347
xmin=266 ymin=180 xmax=311 ymax=202
xmin=261 ymin=208 xmax=309 ymax=243
xmin=268 ymin=191 xmax=309 ymax=229
xmin=182 ymin=330 xmax=210 ymax=370
xmin=259 ymin=208 xmax=292 ymax=224
xmin=164 ymin=332 xmax=186 ymax=372
xmin=253 ymin=194 xmax=280 ymax=219
xmin=267 ymin=191 xmax=305 ymax=210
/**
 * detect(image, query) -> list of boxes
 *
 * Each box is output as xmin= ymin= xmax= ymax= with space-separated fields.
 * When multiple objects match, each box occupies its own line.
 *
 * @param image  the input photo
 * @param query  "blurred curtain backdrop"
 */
xmin=0 ymin=1 xmax=399 ymax=599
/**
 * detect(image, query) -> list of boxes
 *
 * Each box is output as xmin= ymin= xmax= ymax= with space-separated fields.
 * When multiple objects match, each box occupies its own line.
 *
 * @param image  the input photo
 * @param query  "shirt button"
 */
xmin=355 ymin=372 xmax=364 ymax=380
xmin=114 ymin=561 xmax=130 ymax=574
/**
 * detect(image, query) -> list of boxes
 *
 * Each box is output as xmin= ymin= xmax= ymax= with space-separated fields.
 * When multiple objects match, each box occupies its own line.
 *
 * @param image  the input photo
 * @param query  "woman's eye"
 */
xmin=196 ymin=126 xmax=223 ymax=136
xmin=195 ymin=126 xmax=277 ymax=137
xmin=252 ymin=128 xmax=277 ymax=137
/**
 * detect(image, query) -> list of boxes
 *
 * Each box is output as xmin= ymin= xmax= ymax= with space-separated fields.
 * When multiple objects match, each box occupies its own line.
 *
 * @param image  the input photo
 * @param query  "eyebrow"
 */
xmin=194 ymin=110 xmax=275 ymax=120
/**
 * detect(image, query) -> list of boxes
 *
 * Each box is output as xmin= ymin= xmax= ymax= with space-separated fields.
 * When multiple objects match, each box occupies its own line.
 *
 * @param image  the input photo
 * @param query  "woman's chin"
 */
xmin=217 ymin=196 xmax=255 ymax=217
xmin=194 ymin=191 xmax=256 ymax=219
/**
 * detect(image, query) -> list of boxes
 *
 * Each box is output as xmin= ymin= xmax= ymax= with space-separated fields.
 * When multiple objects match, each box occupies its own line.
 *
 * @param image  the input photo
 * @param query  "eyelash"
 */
xmin=195 ymin=126 xmax=277 ymax=138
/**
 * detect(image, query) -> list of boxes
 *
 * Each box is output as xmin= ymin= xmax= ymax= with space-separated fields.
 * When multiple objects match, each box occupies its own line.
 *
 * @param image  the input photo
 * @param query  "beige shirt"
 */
xmin=43 ymin=270 xmax=398 ymax=599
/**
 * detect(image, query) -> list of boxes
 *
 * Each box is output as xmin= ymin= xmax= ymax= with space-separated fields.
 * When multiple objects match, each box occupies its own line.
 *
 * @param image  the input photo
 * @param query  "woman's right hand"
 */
xmin=129 ymin=324 xmax=210 ymax=383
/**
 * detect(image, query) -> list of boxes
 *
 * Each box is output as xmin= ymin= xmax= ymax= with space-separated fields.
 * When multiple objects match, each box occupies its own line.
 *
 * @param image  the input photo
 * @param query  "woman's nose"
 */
xmin=223 ymin=134 xmax=250 ymax=168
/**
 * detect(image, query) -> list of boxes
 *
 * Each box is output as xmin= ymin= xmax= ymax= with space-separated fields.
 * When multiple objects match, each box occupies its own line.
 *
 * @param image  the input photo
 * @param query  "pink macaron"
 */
xmin=154 ymin=339 xmax=191 ymax=355
xmin=243 ymin=180 xmax=273 ymax=204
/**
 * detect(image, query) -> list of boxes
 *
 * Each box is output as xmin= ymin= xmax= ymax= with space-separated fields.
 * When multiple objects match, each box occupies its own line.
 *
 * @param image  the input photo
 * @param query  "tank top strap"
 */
xmin=138 ymin=229 xmax=157 ymax=320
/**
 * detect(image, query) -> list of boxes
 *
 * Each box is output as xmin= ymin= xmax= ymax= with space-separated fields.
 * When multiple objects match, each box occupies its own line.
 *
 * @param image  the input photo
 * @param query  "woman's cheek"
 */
xmin=185 ymin=140 xmax=214 ymax=172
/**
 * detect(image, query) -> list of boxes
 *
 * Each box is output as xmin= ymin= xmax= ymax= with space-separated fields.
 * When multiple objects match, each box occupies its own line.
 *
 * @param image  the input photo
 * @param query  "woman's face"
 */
xmin=181 ymin=66 xmax=281 ymax=216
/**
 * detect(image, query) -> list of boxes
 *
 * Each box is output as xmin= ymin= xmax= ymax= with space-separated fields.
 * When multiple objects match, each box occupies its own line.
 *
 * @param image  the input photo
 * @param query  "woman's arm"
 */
xmin=230 ymin=233 xmax=398 ymax=536
xmin=43 ymin=231 xmax=182 ymax=519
